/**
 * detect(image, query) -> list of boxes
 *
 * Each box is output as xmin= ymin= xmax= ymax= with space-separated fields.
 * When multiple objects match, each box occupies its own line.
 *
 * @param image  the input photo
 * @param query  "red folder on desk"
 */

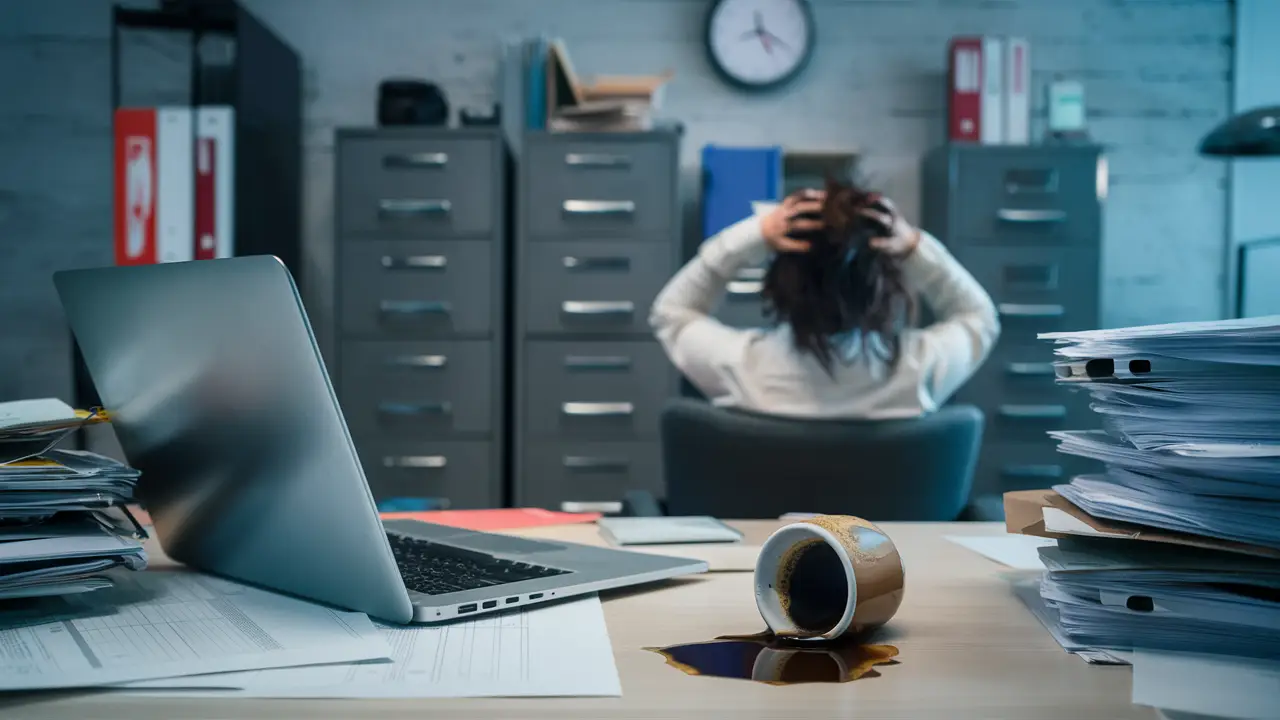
xmin=380 ymin=508 xmax=603 ymax=531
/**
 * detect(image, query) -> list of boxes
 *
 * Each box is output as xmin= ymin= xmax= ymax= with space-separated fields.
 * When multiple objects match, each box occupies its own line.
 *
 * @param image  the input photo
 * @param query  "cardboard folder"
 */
xmin=1003 ymin=489 xmax=1280 ymax=560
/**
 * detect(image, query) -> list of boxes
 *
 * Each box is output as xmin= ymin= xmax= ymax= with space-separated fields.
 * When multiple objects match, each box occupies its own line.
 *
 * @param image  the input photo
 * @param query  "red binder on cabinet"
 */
xmin=947 ymin=36 xmax=1006 ymax=144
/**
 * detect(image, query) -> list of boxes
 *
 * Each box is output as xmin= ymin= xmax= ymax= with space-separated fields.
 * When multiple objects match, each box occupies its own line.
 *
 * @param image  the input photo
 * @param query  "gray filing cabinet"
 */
xmin=334 ymin=127 xmax=508 ymax=508
xmin=514 ymin=131 xmax=683 ymax=511
xmin=922 ymin=144 xmax=1104 ymax=496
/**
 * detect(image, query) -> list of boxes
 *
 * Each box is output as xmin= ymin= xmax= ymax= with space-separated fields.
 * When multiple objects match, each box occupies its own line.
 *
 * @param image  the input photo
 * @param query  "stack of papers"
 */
xmin=1 ymin=398 xmax=147 ymax=599
xmin=1006 ymin=317 xmax=1280 ymax=674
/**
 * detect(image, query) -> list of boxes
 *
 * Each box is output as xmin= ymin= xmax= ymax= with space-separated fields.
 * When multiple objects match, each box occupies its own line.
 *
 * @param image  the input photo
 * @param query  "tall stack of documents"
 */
xmin=1006 ymin=317 xmax=1280 ymax=666
xmin=0 ymin=398 xmax=147 ymax=600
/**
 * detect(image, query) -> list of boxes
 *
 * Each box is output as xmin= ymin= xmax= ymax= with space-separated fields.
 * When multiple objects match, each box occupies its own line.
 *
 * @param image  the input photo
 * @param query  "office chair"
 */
xmin=630 ymin=398 xmax=984 ymax=521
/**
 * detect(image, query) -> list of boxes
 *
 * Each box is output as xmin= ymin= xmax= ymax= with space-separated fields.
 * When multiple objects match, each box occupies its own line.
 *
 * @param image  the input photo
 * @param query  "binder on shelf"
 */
xmin=947 ymin=36 xmax=983 ymax=143
xmin=979 ymin=36 xmax=1004 ymax=145
xmin=1004 ymin=37 xmax=1031 ymax=144
xmin=195 ymin=107 xmax=235 ymax=260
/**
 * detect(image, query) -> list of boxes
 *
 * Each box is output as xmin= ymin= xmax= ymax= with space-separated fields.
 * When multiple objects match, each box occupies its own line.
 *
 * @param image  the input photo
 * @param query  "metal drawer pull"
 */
xmin=561 ymin=501 xmax=623 ymax=514
xmin=996 ymin=208 xmax=1066 ymax=223
xmin=381 ymin=254 xmax=447 ymax=270
xmin=378 ymin=401 xmax=453 ymax=416
xmin=564 ymin=355 xmax=632 ymax=371
xmin=562 ymin=456 xmax=631 ymax=471
xmin=998 ymin=303 xmax=1065 ymax=318
xmin=383 ymin=152 xmax=448 ymax=169
xmin=382 ymin=455 xmax=447 ymax=468
xmin=1002 ymin=464 xmax=1064 ymax=479
xmin=562 ymin=199 xmax=635 ymax=215
xmin=380 ymin=300 xmax=451 ymax=316
xmin=385 ymin=354 xmax=447 ymax=368
xmin=736 ymin=267 xmax=766 ymax=281
xmin=562 ymin=402 xmax=634 ymax=417
xmin=562 ymin=300 xmax=634 ymax=315
xmin=1005 ymin=362 xmax=1055 ymax=376
xmin=999 ymin=404 xmax=1068 ymax=419
xmin=727 ymin=280 xmax=763 ymax=295
xmin=565 ymin=153 xmax=631 ymax=168
xmin=379 ymin=198 xmax=452 ymax=215
xmin=563 ymin=256 xmax=630 ymax=271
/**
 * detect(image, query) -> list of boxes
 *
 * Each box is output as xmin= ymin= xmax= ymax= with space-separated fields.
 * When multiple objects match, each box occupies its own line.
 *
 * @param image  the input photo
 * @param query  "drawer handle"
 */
xmin=385 ymin=354 xmax=447 ymax=368
xmin=563 ymin=199 xmax=635 ymax=216
xmin=736 ymin=267 xmax=766 ymax=281
xmin=380 ymin=300 xmax=451 ymax=315
xmin=378 ymin=401 xmax=453 ymax=416
xmin=379 ymin=198 xmax=452 ymax=215
xmin=383 ymin=152 xmax=448 ymax=169
xmin=565 ymin=153 xmax=631 ymax=168
xmin=382 ymin=455 xmax=447 ymax=468
xmin=727 ymin=280 xmax=763 ymax=295
xmin=1005 ymin=362 xmax=1056 ymax=376
xmin=562 ymin=402 xmax=634 ymax=417
xmin=999 ymin=404 xmax=1067 ymax=420
xmin=562 ymin=456 xmax=631 ymax=471
xmin=562 ymin=300 xmax=634 ymax=316
xmin=999 ymin=303 xmax=1064 ymax=318
xmin=381 ymin=255 xmax=447 ymax=270
xmin=563 ymin=256 xmax=630 ymax=271
xmin=996 ymin=208 xmax=1066 ymax=223
xmin=1002 ymin=464 xmax=1064 ymax=479
xmin=561 ymin=501 xmax=623 ymax=514
xmin=564 ymin=355 xmax=632 ymax=371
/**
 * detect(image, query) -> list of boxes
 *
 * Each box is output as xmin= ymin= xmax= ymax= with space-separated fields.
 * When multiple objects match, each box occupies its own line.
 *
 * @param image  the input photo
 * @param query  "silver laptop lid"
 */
xmin=55 ymin=256 xmax=414 ymax=623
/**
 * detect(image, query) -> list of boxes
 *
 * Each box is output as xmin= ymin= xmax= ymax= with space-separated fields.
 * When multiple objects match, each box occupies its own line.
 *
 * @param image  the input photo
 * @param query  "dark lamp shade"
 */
xmin=1199 ymin=106 xmax=1280 ymax=157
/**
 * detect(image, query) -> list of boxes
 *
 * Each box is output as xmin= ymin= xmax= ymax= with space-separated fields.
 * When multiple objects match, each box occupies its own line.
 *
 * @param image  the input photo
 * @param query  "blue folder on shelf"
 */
xmin=700 ymin=145 xmax=783 ymax=240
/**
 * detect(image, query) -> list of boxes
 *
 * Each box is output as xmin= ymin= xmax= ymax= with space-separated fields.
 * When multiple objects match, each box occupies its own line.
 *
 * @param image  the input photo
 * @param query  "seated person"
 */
xmin=649 ymin=181 xmax=999 ymax=419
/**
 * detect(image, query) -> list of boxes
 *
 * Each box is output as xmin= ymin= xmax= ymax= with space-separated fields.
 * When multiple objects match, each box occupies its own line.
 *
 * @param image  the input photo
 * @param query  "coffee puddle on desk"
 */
xmin=644 ymin=631 xmax=899 ymax=685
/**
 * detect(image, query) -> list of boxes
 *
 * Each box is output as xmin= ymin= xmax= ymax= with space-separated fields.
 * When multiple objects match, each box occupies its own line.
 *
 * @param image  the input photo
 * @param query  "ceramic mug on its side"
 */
xmin=753 ymin=515 xmax=905 ymax=640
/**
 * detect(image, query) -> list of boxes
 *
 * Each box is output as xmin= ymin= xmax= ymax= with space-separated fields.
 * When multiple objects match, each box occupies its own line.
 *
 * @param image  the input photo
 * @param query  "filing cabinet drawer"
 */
xmin=356 ymin=439 xmax=496 ymax=507
xmin=524 ymin=341 xmax=671 ymax=439
xmin=340 ymin=340 xmax=492 ymax=437
xmin=340 ymin=241 xmax=492 ymax=337
xmin=716 ymin=266 xmax=769 ymax=328
xmin=525 ymin=139 xmax=675 ymax=238
xmin=339 ymin=138 xmax=495 ymax=237
xmin=973 ymin=439 xmax=1101 ymax=495
xmin=956 ymin=245 xmax=1099 ymax=338
xmin=524 ymin=242 xmax=672 ymax=335
xmin=521 ymin=441 xmax=663 ymax=509
xmin=953 ymin=151 xmax=1101 ymax=245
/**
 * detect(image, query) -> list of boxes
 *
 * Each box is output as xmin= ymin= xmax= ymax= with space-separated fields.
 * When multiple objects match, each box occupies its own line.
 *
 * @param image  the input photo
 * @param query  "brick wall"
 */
xmin=0 ymin=0 xmax=1232 ymax=402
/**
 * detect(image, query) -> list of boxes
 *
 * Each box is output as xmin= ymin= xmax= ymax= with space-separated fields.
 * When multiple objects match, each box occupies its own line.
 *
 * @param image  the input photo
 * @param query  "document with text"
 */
xmin=126 ymin=594 xmax=622 ymax=698
xmin=0 ymin=570 xmax=388 ymax=690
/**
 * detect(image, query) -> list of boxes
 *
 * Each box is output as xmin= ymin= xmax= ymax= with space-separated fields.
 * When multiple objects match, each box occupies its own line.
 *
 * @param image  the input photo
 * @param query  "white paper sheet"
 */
xmin=0 ymin=570 xmax=388 ymax=690
xmin=945 ymin=534 xmax=1055 ymax=570
xmin=124 ymin=594 xmax=621 ymax=698
xmin=1132 ymin=650 xmax=1280 ymax=719
xmin=624 ymin=543 xmax=760 ymax=572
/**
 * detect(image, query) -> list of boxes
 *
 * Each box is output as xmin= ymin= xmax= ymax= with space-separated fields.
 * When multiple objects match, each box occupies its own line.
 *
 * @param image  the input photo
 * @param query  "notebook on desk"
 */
xmin=598 ymin=517 xmax=743 ymax=546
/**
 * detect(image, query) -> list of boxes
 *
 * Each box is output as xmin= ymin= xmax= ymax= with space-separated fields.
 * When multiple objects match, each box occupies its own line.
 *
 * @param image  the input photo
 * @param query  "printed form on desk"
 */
xmin=124 ymin=594 xmax=622 ymax=698
xmin=0 ymin=570 xmax=388 ymax=690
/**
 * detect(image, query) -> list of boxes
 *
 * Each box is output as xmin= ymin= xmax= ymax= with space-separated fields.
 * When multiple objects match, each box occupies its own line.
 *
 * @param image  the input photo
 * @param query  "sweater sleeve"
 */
xmin=899 ymin=230 xmax=1001 ymax=404
xmin=648 ymin=215 xmax=771 ymax=400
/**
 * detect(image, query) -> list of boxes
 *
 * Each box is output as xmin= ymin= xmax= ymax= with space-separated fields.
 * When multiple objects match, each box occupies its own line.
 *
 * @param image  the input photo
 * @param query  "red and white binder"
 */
xmin=1004 ymin=37 xmax=1031 ymax=144
xmin=195 ymin=107 xmax=235 ymax=260
xmin=114 ymin=105 xmax=235 ymax=266
xmin=947 ymin=37 xmax=983 ymax=143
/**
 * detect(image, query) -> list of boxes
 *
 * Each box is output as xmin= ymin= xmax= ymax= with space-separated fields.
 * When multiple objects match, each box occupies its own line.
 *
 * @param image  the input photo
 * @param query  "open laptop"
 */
xmin=54 ymin=256 xmax=705 ymax=624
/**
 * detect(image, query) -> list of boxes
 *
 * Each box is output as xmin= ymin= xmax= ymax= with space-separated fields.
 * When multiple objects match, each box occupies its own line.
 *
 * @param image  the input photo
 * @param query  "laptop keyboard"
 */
xmin=387 ymin=533 xmax=569 ymax=596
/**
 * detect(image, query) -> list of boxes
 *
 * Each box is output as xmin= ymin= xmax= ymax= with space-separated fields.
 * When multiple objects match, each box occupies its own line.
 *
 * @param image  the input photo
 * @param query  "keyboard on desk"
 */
xmin=386 ymin=533 xmax=569 ymax=596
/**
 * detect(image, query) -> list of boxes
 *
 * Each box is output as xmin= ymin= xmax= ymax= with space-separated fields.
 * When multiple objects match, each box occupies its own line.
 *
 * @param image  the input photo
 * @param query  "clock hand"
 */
xmin=761 ymin=29 xmax=791 ymax=52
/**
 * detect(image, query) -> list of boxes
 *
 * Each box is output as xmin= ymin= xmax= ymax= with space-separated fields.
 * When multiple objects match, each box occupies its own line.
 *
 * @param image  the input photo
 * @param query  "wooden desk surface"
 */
xmin=2 ymin=521 xmax=1155 ymax=720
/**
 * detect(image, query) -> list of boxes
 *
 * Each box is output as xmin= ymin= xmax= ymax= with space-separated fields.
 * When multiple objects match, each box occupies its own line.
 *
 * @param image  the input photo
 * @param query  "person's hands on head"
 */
xmin=859 ymin=195 xmax=921 ymax=258
xmin=760 ymin=189 xmax=826 ymax=253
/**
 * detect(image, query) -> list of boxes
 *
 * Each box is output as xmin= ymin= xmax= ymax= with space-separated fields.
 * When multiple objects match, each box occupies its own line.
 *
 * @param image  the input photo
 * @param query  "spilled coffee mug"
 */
xmin=754 ymin=515 xmax=905 ymax=640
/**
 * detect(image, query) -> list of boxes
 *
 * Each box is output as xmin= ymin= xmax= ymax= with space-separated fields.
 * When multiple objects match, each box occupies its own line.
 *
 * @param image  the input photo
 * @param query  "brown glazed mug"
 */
xmin=753 ymin=516 xmax=905 ymax=640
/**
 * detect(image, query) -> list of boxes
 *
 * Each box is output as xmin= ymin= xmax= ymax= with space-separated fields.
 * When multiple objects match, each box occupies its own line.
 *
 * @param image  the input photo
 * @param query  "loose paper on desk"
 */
xmin=125 ymin=594 xmax=621 ymax=698
xmin=945 ymin=534 xmax=1055 ymax=570
xmin=0 ymin=570 xmax=388 ymax=690
xmin=1131 ymin=650 xmax=1280 ymax=720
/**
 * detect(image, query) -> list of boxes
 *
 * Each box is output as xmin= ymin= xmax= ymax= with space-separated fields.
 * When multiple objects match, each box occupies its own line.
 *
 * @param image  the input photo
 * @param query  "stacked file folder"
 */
xmin=0 ymin=398 xmax=147 ymax=600
xmin=1005 ymin=316 xmax=1280 ymax=662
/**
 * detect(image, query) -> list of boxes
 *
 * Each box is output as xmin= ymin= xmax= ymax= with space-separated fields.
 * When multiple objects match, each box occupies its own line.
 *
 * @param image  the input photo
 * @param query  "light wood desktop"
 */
xmin=6 ymin=521 xmax=1156 ymax=720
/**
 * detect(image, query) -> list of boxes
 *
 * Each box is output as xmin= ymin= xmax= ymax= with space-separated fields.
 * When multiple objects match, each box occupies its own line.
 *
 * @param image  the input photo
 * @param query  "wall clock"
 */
xmin=705 ymin=0 xmax=816 ymax=92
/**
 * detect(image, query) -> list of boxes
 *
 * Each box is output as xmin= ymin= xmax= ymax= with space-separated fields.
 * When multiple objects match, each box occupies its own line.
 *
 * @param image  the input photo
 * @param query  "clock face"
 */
xmin=706 ymin=0 xmax=815 ymax=90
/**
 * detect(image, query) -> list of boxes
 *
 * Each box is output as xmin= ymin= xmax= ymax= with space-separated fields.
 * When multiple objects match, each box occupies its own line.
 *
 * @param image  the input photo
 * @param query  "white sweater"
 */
xmin=649 ymin=215 xmax=1001 ymax=419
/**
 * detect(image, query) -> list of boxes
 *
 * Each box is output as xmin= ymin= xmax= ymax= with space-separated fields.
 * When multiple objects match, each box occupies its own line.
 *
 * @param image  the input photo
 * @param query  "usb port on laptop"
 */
xmin=458 ymin=603 xmax=477 ymax=614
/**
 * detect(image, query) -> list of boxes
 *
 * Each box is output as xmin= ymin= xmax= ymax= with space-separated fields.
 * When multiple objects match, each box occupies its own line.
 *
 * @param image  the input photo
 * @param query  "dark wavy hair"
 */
xmin=761 ymin=179 xmax=916 ymax=373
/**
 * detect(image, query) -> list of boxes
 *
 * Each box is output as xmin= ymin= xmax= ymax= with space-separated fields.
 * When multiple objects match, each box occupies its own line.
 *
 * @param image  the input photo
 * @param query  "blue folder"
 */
xmin=700 ymin=145 xmax=783 ymax=240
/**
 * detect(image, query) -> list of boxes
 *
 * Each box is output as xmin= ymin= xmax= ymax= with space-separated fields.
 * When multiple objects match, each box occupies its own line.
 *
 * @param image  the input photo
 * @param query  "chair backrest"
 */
xmin=660 ymin=398 xmax=984 ymax=521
